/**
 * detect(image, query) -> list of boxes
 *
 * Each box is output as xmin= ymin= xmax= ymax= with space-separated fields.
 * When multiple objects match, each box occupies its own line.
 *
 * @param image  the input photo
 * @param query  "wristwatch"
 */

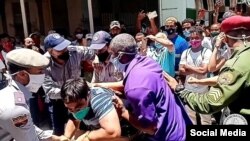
xmin=175 ymin=84 xmax=185 ymax=93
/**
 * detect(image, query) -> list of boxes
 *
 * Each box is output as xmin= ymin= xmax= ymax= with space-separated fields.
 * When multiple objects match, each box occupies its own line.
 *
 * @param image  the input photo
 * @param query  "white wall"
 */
xmin=159 ymin=0 xmax=187 ymax=26
xmin=186 ymin=0 xmax=196 ymax=9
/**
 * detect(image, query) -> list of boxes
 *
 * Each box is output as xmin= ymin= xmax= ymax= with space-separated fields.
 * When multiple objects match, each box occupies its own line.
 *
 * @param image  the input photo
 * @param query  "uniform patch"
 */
xmin=223 ymin=114 xmax=248 ymax=125
xmin=12 ymin=114 xmax=28 ymax=127
xmin=13 ymin=91 xmax=26 ymax=105
xmin=207 ymin=88 xmax=223 ymax=103
xmin=218 ymin=72 xmax=234 ymax=85
xmin=92 ymin=33 xmax=100 ymax=41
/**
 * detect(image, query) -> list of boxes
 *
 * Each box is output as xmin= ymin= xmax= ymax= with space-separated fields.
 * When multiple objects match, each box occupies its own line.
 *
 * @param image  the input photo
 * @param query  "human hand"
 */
xmin=75 ymin=132 xmax=90 ymax=141
xmin=146 ymin=35 xmax=156 ymax=41
xmin=92 ymin=58 xmax=103 ymax=72
xmin=112 ymin=95 xmax=126 ymax=117
xmin=147 ymin=11 xmax=158 ymax=19
xmin=137 ymin=10 xmax=146 ymax=21
xmin=215 ymin=32 xmax=225 ymax=48
xmin=51 ymin=135 xmax=70 ymax=141
xmin=187 ymin=77 xmax=198 ymax=84
xmin=163 ymin=71 xmax=178 ymax=91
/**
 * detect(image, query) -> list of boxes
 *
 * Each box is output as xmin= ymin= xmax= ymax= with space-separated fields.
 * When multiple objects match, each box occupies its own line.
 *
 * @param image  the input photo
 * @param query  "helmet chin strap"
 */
xmin=226 ymin=34 xmax=250 ymax=46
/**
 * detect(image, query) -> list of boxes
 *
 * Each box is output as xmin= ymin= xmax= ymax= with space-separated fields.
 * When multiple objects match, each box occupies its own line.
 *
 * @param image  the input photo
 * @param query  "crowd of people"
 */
xmin=0 ymin=4 xmax=250 ymax=141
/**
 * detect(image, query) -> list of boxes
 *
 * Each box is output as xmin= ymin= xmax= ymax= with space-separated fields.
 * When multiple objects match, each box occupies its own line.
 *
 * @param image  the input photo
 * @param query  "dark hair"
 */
xmin=182 ymin=18 xmax=195 ymax=26
xmin=7 ymin=62 xmax=27 ymax=74
xmin=189 ymin=26 xmax=204 ymax=36
xmin=135 ymin=32 xmax=145 ymax=37
xmin=176 ymin=21 xmax=184 ymax=37
xmin=61 ymin=78 xmax=90 ymax=103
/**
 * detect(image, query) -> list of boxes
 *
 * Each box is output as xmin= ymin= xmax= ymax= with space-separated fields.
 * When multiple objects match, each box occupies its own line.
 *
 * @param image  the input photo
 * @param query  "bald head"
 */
xmin=110 ymin=33 xmax=137 ymax=54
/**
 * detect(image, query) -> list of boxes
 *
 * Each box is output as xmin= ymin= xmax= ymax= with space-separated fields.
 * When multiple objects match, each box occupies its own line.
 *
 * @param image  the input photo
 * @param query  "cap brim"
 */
xmin=110 ymin=25 xmax=120 ymax=29
xmin=53 ymin=39 xmax=71 ymax=51
xmin=89 ymin=43 xmax=106 ymax=50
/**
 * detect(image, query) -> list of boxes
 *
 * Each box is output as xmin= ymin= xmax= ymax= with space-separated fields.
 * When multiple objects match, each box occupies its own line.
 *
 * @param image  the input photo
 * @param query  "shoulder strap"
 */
xmin=185 ymin=48 xmax=191 ymax=60
xmin=201 ymin=47 xmax=208 ymax=60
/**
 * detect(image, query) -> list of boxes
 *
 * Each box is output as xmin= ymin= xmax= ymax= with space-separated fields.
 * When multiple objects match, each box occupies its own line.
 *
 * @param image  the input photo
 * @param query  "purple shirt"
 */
xmin=124 ymin=55 xmax=192 ymax=141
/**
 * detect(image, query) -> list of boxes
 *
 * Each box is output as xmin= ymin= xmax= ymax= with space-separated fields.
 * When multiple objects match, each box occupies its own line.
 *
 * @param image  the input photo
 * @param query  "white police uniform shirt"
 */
xmin=0 ymin=80 xmax=38 ymax=141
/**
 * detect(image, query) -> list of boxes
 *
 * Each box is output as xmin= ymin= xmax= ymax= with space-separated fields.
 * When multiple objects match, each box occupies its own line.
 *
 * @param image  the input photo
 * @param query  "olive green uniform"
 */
xmin=178 ymin=43 xmax=250 ymax=123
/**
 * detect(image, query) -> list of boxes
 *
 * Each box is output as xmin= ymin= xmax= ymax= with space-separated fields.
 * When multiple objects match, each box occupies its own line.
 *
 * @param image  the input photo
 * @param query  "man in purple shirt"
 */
xmin=110 ymin=33 xmax=192 ymax=141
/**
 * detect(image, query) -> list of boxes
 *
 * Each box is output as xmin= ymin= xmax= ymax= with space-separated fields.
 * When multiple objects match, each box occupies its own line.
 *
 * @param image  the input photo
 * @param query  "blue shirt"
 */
xmin=170 ymin=35 xmax=189 ymax=71
xmin=147 ymin=47 xmax=175 ymax=77
xmin=124 ymin=55 xmax=192 ymax=141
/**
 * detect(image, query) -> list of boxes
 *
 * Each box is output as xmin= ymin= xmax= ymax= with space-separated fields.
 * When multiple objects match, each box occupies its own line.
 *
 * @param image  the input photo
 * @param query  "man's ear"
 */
xmin=47 ymin=48 xmax=52 ymax=54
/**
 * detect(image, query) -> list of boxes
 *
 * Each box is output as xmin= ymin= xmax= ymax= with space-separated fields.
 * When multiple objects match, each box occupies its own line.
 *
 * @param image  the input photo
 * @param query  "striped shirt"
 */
xmin=42 ymin=46 xmax=95 ymax=100
xmin=73 ymin=87 xmax=115 ymax=130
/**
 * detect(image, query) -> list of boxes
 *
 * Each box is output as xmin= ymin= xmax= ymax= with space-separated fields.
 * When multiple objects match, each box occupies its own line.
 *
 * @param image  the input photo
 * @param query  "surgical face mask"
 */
xmin=72 ymin=107 xmax=90 ymax=120
xmin=190 ymin=39 xmax=202 ymax=48
xmin=183 ymin=29 xmax=191 ymax=38
xmin=76 ymin=34 xmax=83 ymax=39
xmin=112 ymin=56 xmax=129 ymax=72
xmin=58 ymin=51 xmax=70 ymax=61
xmin=155 ymin=42 xmax=163 ymax=49
xmin=25 ymin=72 xmax=45 ymax=93
xmin=211 ymin=31 xmax=220 ymax=37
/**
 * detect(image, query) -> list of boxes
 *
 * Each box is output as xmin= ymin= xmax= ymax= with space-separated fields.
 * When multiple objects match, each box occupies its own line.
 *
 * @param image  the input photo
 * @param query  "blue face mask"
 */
xmin=72 ymin=107 xmax=90 ymax=120
xmin=111 ymin=52 xmax=136 ymax=72
xmin=111 ymin=56 xmax=129 ymax=72
xmin=183 ymin=29 xmax=191 ymax=38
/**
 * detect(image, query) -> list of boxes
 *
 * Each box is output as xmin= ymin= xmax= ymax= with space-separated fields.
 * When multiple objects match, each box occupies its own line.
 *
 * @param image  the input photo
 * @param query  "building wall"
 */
xmin=42 ymin=0 xmax=53 ymax=35
xmin=5 ymin=0 xmax=15 ymax=36
xmin=67 ymin=0 xmax=83 ymax=35
xmin=28 ymin=0 xmax=39 ymax=33
xmin=0 ymin=16 xmax=3 ymax=33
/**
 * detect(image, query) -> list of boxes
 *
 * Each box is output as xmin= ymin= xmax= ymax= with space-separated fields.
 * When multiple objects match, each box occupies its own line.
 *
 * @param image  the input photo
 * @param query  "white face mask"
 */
xmin=25 ymin=73 xmax=45 ymax=93
xmin=76 ymin=34 xmax=83 ymax=39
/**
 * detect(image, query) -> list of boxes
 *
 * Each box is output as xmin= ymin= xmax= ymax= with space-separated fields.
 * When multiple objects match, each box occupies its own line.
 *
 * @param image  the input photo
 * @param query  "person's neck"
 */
xmin=168 ymin=33 xmax=177 ymax=39
xmin=191 ymin=46 xmax=202 ymax=52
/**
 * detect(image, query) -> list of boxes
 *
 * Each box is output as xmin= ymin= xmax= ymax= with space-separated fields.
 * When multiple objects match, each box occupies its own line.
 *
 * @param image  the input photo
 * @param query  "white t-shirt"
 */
xmin=202 ymin=37 xmax=213 ymax=50
xmin=180 ymin=48 xmax=212 ymax=93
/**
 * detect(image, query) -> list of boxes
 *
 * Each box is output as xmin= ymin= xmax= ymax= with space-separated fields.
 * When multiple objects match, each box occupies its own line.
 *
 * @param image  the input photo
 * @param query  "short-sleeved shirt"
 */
xmin=180 ymin=48 xmax=212 ymax=93
xmin=69 ymin=87 xmax=115 ymax=130
xmin=147 ymin=47 xmax=175 ymax=77
xmin=170 ymin=35 xmax=189 ymax=71
xmin=123 ymin=55 xmax=192 ymax=141
xmin=178 ymin=44 xmax=250 ymax=123
xmin=0 ymin=81 xmax=38 ymax=141
xmin=202 ymin=37 xmax=213 ymax=50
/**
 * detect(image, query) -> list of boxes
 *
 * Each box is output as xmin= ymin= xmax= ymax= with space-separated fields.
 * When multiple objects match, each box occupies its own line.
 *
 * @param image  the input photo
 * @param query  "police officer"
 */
xmin=167 ymin=15 xmax=250 ymax=125
xmin=0 ymin=48 xmax=53 ymax=141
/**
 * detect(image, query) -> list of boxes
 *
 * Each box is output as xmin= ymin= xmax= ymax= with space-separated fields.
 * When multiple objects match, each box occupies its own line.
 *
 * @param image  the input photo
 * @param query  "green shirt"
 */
xmin=178 ymin=43 xmax=250 ymax=119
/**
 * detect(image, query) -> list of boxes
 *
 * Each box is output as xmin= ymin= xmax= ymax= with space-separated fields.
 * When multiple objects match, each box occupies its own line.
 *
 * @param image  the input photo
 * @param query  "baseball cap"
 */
xmin=6 ymin=48 xmax=49 ymax=68
xmin=110 ymin=21 xmax=121 ymax=29
xmin=89 ymin=31 xmax=112 ymax=50
xmin=86 ymin=33 xmax=93 ymax=40
xmin=44 ymin=33 xmax=71 ymax=51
